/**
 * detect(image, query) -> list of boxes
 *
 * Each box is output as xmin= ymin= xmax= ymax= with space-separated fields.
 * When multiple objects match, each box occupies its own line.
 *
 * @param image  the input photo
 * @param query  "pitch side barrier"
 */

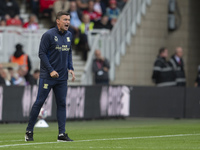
xmin=0 ymin=85 xmax=199 ymax=122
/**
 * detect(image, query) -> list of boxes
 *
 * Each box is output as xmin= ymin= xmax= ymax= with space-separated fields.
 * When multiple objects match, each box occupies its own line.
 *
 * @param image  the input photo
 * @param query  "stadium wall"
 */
xmin=0 ymin=85 xmax=200 ymax=122
xmin=114 ymin=0 xmax=200 ymax=87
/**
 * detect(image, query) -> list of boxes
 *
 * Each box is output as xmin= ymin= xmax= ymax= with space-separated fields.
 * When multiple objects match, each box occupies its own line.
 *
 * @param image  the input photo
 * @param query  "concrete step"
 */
xmin=72 ymin=55 xmax=82 ymax=61
xmin=136 ymin=28 xmax=168 ymax=38
xmin=73 ymin=61 xmax=85 ymax=66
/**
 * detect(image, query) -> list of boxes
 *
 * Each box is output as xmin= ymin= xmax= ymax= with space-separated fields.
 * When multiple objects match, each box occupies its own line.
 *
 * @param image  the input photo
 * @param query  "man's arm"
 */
xmin=38 ymin=32 xmax=54 ymax=74
xmin=92 ymin=60 xmax=99 ymax=73
xmin=152 ymin=61 xmax=161 ymax=83
xmin=103 ymin=58 xmax=110 ymax=72
xmin=68 ymin=36 xmax=75 ymax=81
xmin=27 ymin=56 xmax=32 ymax=73
xmin=68 ymin=46 xmax=74 ymax=71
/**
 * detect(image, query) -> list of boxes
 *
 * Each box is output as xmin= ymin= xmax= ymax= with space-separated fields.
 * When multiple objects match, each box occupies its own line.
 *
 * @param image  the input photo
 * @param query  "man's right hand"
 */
xmin=50 ymin=70 xmax=59 ymax=78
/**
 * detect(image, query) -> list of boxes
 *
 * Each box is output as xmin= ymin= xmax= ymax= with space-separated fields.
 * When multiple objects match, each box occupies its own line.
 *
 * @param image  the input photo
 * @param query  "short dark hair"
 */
xmin=56 ymin=11 xmax=70 ymax=20
xmin=16 ymin=43 xmax=23 ymax=51
xmin=158 ymin=47 xmax=167 ymax=55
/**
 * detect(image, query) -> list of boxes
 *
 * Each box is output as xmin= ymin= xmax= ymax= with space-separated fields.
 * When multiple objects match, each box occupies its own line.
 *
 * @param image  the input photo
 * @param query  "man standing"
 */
xmin=25 ymin=11 xmax=75 ymax=142
xmin=152 ymin=47 xmax=176 ymax=87
xmin=92 ymin=49 xmax=110 ymax=85
xmin=169 ymin=47 xmax=186 ymax=86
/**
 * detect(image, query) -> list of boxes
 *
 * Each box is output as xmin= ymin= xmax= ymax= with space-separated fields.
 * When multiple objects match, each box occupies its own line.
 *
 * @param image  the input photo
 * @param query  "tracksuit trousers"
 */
xmin=26 ymin=78 xmax=68 ymax=134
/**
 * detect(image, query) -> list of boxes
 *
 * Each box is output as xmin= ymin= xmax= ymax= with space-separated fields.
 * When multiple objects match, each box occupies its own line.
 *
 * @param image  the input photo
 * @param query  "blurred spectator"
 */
xmin=76 ymin=0 xmax=89 ymax=10
xmin=3 ymin=0 xmax=20 ymax=19
xmin=6 ymin=15 xmax=22 ymax=26
xmin=0 ymin=64 xmax=6 ymax=85
xmin=30 ymin=0 xmax=39 ymax=17
xmin=92 ymin=49 xmax=110 ymax=85
xmin=52 ymin=0 xmax=70 ymax=22
xmin=32 ymin=69 xmax=40 ymax=84
xmin=169 ymin=47 xmax=186 ymax=86
xmin=13 ymin=66 xmax=27 ymax=86
xmin=10 ymin=44 xmax=32 ymax=73
xmin=106 ymin=0 xmax=120 ymax=22
xmin=39 ymin=0 xmax=56 ymax=18
xmin=0 ymin=19 xmax=6 ymax=26
xmin=152 ymin=47 xmax=176 ymax=87
xmin=83 ymin=0 xmax=101 ymax=22
xmin=94 ymin=0 xmax=106 ymax=16
xmin=9 ymin=43 xmax=32 ymax=82
xmin=25 ymin=69 xmax=40 ymax=85
xmin=0 ymin=69 xmax=11 ymax=86
xmin=68 ymin=1 xmax=82 ymax=44
xmin=68 ymin=1 xmax=82 ymax=28
xmin=0 ymin=2 xmax=6 ymax=19
xmin=117 ymin=0 xmax=128 ymax=10
xmin=195 ymin=65 xmax=200 ymax=87
xmin=7 ymin=67 xmax=16 ymax=85
xmin=23 ymin=14 xmax=39 ymax=30
xmin=79 ymin=14 xmax=94 ymax=35
xmin=101 ymin=0 xmax=109 ymax=7
xmin=78 ymin=14 xmax=94 ymax=60
xmin=94 ymin=15 xmax=112 ymax=30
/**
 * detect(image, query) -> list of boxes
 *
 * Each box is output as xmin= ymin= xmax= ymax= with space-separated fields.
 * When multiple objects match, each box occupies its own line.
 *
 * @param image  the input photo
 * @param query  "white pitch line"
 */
xmin=0 ymin=133 xmax=200 ymax=148
xmin=0 ymin=140 xmax=24 ymax=143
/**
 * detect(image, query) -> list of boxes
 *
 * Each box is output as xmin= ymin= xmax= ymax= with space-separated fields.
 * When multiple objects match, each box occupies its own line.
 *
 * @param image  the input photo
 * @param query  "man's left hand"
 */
xmin=68 ymin=70 xmax=75 ymax=82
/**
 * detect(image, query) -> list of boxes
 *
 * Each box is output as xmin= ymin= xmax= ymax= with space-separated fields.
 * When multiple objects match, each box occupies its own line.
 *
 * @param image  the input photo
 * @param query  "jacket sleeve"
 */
xmin=38 ymin=32 xmax=54 ymax=73
xmin=92 ymin=60 xmax=99 ymax=73
xmin=27 ymin=56 xmax=32 ymax=73
xmin=152 ymin=60 xmax=161 ymax=83
xmin=68 ymin=45 xmax=74 ymax=70
xmin=104 ymin=59 xmax=110 ymax=69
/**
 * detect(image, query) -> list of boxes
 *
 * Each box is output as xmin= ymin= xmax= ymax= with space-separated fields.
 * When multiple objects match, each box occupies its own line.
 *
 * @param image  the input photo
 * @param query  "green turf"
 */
xmin=0 ymin=118 xmax=200 ymax=149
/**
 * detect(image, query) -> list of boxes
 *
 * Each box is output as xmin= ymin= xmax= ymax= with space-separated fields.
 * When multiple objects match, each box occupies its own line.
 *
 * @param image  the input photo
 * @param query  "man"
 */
xmin=25 ymin=11 xmax=75 ymax=142
xmin=94 ymin=15 xmax=112 ymax=30
xmin=83 ymin=0 xmax=101 ymax=22
xmin=152 ymin=47 xmax=176 ymax=87
xmin=77 ymin=14 xmax=94 ymax=60
xmin=23 ymin=14 xmax=39 ymax=30
xmin=92 ymin=49 xmax=110 ymax=85
xmin=68 ymin=1 xmax=82 ymax=45
xmin=169 ymin=47 xmax=186 ymax=86
xmin=10 ymin=43 xmax=32 ymax=83
xmin=10 ymin=43 xmax=32 ymax=74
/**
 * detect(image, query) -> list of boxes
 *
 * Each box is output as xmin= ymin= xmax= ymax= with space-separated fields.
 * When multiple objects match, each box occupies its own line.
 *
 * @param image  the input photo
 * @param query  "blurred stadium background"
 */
xmin=0 ymin=0 xmax=200 ymax=149
xmin=0 ymin=0 xmax=200 ymax=132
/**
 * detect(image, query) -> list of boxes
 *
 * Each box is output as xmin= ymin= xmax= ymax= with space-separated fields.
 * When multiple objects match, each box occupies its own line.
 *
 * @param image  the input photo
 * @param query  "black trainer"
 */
xmin=57 ymin=133 xmax=73 ymax=142
xmin=25 ymin=131 xmax=34 ymax=141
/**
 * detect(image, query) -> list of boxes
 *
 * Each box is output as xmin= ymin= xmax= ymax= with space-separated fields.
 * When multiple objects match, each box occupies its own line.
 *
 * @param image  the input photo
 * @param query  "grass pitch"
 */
xmin=0 ymin=118 xmax=200 ymax=150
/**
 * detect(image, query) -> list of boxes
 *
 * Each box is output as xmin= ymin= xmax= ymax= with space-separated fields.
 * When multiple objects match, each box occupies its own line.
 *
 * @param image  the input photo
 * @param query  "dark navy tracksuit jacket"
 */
xmin=27 ymin=26 xmax=74 ymax=134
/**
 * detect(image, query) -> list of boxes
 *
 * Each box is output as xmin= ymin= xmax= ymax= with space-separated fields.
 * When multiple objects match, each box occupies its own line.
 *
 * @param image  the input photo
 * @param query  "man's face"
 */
xmin=95 ymin=50 xmax=101 ymax=59
xmin=57 ymin=15 xmax=70 ymax=32
xmin=33 ymin=72 xmax=40 ymax=80
xmin=83 ymin=14 xmax=90 ymax=24
xmin=161 ymin=49 xmax=168 ymax=58
xmin=176 ymin=47 xmax=183 ymax=58
xmin=110 ymin=3 xmax=116 ymax=9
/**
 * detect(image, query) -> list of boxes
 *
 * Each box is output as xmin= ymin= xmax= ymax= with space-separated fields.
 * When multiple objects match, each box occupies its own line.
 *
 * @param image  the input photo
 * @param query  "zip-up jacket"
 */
xmin=152 ymin=57 xmax=176 ymax=87
xmin=39 ymin=26 xmax=74 ymax=80
xmin=169 ymin=55 xmax=186 ymax=86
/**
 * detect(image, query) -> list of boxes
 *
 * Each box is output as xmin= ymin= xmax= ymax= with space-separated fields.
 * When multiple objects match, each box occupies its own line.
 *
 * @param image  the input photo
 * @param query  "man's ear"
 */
xmin=56 ymin=19 xmax=59 ymax=25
